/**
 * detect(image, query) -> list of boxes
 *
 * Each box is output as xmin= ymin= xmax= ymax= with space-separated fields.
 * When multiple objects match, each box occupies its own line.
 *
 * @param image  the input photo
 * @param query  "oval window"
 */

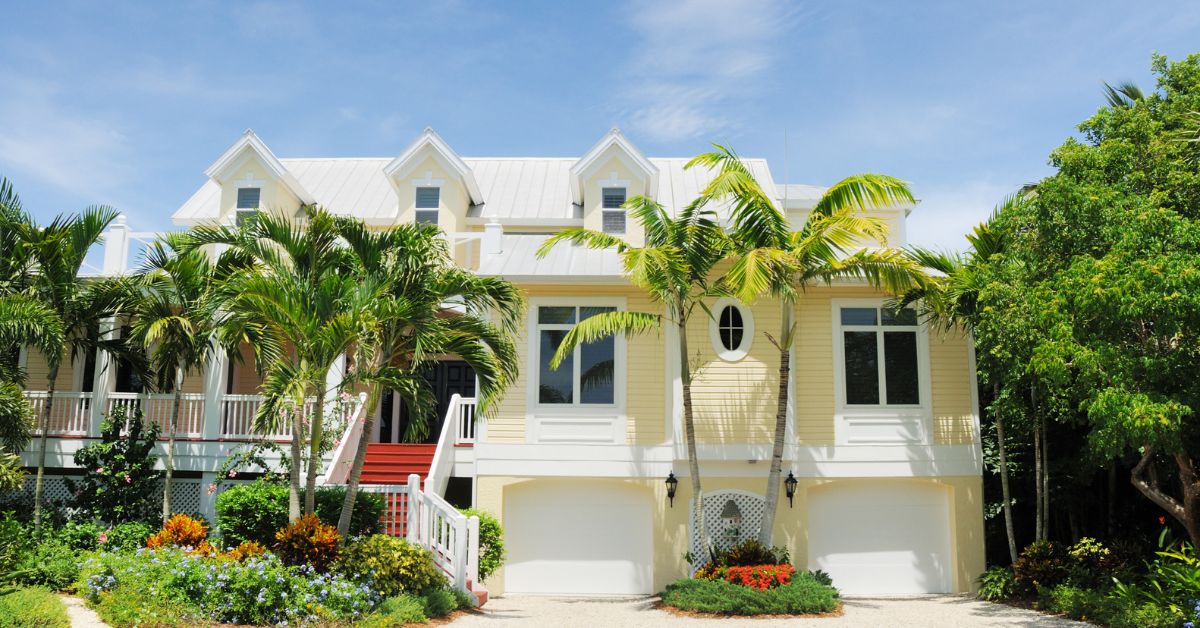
xmin=709 ymin=299 xmax=753 ymax=361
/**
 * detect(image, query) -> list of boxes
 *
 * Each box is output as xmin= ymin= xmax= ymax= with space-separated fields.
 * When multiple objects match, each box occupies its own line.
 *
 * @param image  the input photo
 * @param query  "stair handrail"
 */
xmin=424 ymin=394 xmax=461 ymax=497
xmin=319 ymin=391 xmax=369 ymax=485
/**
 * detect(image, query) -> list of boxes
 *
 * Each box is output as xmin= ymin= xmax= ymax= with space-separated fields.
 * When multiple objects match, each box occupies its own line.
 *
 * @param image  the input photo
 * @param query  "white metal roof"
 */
xmin=476 ymin=234 xmax=625 ymax=280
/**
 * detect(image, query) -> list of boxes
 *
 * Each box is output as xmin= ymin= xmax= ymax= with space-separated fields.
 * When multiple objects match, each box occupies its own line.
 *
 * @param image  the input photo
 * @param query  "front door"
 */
xmin=376 ymin=361 xmax=476 ymax=444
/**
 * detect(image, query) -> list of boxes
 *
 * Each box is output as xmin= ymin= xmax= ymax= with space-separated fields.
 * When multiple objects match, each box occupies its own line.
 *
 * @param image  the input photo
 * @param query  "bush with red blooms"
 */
xmin=273 ymin=513 xmax=342 ymax=572
xmin=721 ymin=564 xmax=796 ymax=591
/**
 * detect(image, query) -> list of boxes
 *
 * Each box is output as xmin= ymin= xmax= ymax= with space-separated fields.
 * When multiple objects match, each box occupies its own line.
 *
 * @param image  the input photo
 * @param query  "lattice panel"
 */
xmin=14 ymin=475 xmax=79 ymax=505
xmin=11 ymin=476 xmax=203 ymax=516
xmin=167 ymin=480 xmax=202 ymax=515
xmin=690 ymin=490 xmax=766 ymax=563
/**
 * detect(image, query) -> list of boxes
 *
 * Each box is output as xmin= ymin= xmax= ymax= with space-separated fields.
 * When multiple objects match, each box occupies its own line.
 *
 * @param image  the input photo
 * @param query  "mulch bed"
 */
xmin=655 ymin=600 xmax=845 ymax=620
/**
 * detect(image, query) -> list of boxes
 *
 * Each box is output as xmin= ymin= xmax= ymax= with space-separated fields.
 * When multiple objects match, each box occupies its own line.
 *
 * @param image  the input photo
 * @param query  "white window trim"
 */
xmin=525 ymin=296 xmax=627 ymax=444
xmin=599 ymin=180 xmax=629 ymax=235
xmin=830 ymin=298 xmax=933 ymax=446
xmin=708 ymin=297 xmax=753 ymax=361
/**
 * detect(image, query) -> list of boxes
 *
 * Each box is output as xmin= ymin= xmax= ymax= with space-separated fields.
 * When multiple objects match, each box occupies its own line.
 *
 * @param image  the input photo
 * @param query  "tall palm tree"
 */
xmin=538 ymin=196 xmax=729 ymax=553
xmin=0 ymin=193 xmax=126 ymax=530
xmin=128 ymin=236 xmax=222 ymax=522
xmin=333 ymin=219 xmax=522 ymax=534
xmin=185 ymin=207 xmax=374 ymax=520
xmin=688 ymin=146 xmax=925 ymax=545
xmin=901 ymin=195 xmax=1019 ymax=562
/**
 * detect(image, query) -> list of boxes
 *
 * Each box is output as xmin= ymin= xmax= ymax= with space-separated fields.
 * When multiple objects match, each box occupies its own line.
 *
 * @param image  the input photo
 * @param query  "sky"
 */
xmin=1 ymin=0 xmax=1198 ymax=251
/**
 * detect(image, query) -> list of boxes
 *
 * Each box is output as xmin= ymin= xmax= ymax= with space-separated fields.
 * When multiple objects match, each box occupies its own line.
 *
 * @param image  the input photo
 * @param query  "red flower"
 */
xmin=1159 ymin=516 xmax=1167 ymax=525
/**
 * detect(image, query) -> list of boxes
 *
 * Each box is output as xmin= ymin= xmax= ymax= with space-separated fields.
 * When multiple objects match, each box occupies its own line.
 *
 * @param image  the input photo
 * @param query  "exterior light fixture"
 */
xmin=785 ymin=471 xmax=798 ymax=508
xmin=665 ymin=472 xmax=678 ymax=507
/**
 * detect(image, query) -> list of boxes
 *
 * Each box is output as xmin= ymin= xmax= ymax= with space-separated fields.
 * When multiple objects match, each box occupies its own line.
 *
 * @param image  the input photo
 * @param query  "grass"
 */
xmin=661 ymin=573 xmax=840 ymax=616
xmin=0 ymin=586 xmax=70 ymax=628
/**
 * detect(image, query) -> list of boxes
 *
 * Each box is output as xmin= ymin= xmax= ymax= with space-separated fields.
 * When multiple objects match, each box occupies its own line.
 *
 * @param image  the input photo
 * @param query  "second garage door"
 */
xmin=807 ymin=481 xmax=953 ymax=594
xmin=505 ymin=480 xmax=653 ymax=595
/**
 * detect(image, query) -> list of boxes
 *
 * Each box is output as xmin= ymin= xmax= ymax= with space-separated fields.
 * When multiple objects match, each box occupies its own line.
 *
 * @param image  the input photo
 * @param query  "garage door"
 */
xmin=505 ymin=480 xmax=653 ymax=595
xmin=807 ymin=481 xmax=952 ymax=594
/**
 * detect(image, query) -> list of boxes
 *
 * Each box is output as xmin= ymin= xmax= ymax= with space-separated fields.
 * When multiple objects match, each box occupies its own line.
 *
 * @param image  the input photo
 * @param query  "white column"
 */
xmin=89 ymin=317 xmax=119 ymax=436
xmin=325 ymin=353 xmax=346 ymax=401
xmin=202 ymin=351 xmax=229 ymax=441
xmin=101 ymin=215 xmax=130 ymax=275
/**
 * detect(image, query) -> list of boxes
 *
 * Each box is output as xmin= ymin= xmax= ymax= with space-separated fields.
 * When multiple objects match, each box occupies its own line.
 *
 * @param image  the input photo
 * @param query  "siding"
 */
xmin=486 ymin=284 xmax=667 ymax=445
xmin=24 ymin=348 xmax=78 ymax=391
xmin=930 ymin=328 xmax=977 ymax=444
xmin=688 ymin=299 xmax=780 ymax=443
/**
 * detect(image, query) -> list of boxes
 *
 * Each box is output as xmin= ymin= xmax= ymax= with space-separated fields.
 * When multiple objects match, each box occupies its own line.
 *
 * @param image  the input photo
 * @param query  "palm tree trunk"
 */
xmin=304 ymin=377 xmax=327 ymax=514
xmin=162 ymin=367 xmax=183 ymax=523
xmin=994 ymin=383 xmax=1018 ymax=563
xmin=758 ymin=300 xmax=792 ymax=545
xmin=33 ymin=367 xmax=58 ymax=533
xmin=288 ymin=405 xmax=303 ymax=521
xmin=678 ymin=317 xmax=708 ymax=556
xmin=337 ymin=383 xmax=382 ymax=535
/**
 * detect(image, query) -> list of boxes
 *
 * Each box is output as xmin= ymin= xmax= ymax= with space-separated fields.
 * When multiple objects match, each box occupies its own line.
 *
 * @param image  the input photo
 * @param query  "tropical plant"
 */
xmin=272 ymin=512 xmax=341 ymax=572
xmin=215 ymin=479 xmax=382 ymax=545
xmin=537 ymin=193 xmax=730 ymax=551
xmin=182 ymin=207 xmax=376 ymax=520
xmin=688 ymin=146 xmax=923 ymax=545
xmin=127 ymin=237 xmax=222 ymax=522
xmin=332 ymin=220 xmax=521 ymax=534
xmin=461 ymin=507 xmax=505 ymax=582
xmin=336 ymin=534 xmax=444 ymax=597
xmin=146 ymin=513 xmax=209 ymax=550
xmin=65 ymin=406 xmax=163 ymax=524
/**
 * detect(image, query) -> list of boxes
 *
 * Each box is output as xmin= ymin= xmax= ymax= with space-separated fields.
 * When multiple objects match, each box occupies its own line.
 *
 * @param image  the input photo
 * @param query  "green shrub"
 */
xmin=66 ymin=407 xmax=163 ymax=524
xmin=661 ymin=572 xmax=839 ymax=615
xmin=52 ymin=520 xmax=103 ymax=551
xmin=422 ymin=586 xmax=458 ymax=618
xmin=1102 ymin=591 xmax=1183 ymax=628
xmin=272 ymin=513 xmax=342 ymax=572
xmin=721 ymin=539 xmax=790 ymax=567
xmin=337 ymin=534 xmax=444 ymax=596
xmin=808 ymin=569 xmax=833 ymax=587
xmin=460 ymin=507 xmax=504 ymax=583
xmin=1045 ymin=583 xmax=1104 ymax=621
xmin=214 ymin=479 xmax=382 ymax=545
xmin=357 ymin=594 xmax=428 ymax=627
xmin=16 ymin=540 xmax=78 ymax=591
xmin=91 ymin=583 xmax=194 ymax=627
xmin=450 ymin=586 xmax=477 ymax=610
xmin=977 ymin=566 xmax=1015 ymax=601
xmin=101 ymin=522 xmax=153 ymax=552
xmin=0 ymin=514 xmax=31 ymax=577
xmin=1012 ymin=540 xmax=1069 ymax=595
xmin=0 ymin=586 xmax=70 ymax=628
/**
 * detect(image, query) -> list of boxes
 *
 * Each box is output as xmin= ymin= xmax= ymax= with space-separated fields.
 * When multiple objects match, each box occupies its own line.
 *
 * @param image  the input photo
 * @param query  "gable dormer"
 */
xmin=571 ymin=129 xmax=658 ymax=244
xmin=204 ymin=129 xmax=312 ymax=225
xmin=384 ymin=128 xmax=481 ymax=231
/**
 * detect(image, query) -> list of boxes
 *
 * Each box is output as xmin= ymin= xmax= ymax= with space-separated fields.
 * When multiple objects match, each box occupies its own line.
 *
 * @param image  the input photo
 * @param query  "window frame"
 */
xmin=600 ymin=186 xmax=627 ymax=234
xmin=414 ymin=185 xmax=441 ymax=226
xmin=527 ymin=297 xmax=627 ymax=417
xmin=708 ymin=298 xmax=754 ymax=361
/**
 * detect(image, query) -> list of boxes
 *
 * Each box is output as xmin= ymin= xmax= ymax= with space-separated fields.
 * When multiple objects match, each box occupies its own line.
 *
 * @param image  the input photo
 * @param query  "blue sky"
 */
xmin=1 ymin=1 xmax=1198 ymax=250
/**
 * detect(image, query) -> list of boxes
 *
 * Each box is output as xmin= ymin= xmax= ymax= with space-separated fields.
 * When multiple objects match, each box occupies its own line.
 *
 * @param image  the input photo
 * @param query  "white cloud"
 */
xmin=906 ymin=179 xmax=1014 ymax=251
xmin=618 ymin=0 xmax=798 ymax=142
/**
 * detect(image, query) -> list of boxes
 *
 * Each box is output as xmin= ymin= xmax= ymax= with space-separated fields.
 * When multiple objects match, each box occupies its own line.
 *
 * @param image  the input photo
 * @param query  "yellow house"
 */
xmin=23 ymin=127 xmax=983 ymax=598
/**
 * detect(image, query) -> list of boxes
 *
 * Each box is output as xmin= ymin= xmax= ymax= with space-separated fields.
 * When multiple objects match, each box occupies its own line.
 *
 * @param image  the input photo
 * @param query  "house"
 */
xmin=19 ymin=127 xmax=984 ymax=597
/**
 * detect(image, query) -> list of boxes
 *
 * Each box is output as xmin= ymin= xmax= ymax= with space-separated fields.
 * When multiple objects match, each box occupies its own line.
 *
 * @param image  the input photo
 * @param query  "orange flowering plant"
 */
xmin=273 ymin=513 xmax=342 ymax=572
xmin=721 ymin=564 xmax=796 ymax=591
xmin=146 ymin=513 xmax=209 ymax=549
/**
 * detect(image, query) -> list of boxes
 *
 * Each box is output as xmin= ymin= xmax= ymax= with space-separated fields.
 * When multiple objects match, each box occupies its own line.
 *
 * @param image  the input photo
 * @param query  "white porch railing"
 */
xmin=25 ymin=391 xmax=92 ymax=436
xmin=219 ymin=395 xmax=312 ymax=440
xmin=320 ymin=392 xmax=369 ymax=485
xmin=455 ymin=396 xmax=477 ymax=445
xmin=106 ymin=392 xmax=206 ymax=438
xmin=425 ymin=395 xmax=477 ymax=498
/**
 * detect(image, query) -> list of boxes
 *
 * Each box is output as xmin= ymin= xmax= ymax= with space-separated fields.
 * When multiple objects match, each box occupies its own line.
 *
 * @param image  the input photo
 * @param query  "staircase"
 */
xmin=360 ymin=443 xmax=438 ymax=484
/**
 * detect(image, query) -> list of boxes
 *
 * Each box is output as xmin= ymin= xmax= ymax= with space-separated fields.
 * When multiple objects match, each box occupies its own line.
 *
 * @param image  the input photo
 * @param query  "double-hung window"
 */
xmin=839 ymin=305 xmax=921 ymax=406
xmin=415 ymin=187 xmax=440 ymax=226
xmin=536 ymin=305 xmax=616 ymax=405
xmin=235 ymin=187 xmax=260 ymax=226
xmin=601 ymin=187 xmax=627 ymax=234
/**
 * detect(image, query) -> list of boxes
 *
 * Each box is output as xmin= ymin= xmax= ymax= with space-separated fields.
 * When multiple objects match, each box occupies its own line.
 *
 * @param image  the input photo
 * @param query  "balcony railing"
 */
xmin=25 ymin=391 xmax=92 ymax=436
xmin=106 ymin=392 xmax=205 ymax=438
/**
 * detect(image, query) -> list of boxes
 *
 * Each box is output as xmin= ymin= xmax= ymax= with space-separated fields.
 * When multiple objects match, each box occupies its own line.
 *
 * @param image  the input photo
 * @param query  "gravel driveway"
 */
xmin=454 ymin=595 xmax=1092 ymax=627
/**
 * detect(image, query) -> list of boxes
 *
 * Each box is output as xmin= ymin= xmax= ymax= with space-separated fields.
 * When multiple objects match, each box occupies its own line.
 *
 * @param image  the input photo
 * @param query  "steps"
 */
xmin=359 ymin=443 xmax=437 ymax=485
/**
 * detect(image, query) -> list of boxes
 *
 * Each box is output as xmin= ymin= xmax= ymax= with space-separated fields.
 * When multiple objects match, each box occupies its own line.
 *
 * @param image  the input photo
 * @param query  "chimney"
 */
xmin=101 ymin=214 xmax=130 ymax=275
xmin=482 ymin=221 xmax=503 ymax=256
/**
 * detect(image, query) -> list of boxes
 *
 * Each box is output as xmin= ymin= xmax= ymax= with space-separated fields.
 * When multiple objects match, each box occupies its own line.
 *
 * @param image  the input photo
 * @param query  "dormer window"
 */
xmin=415 ymin=186 xmax=440 ymax=226
xmin=601 ymin=187 xmax=627 ymax=234
xmin=235 ymin=187 xmax=260 ymax=226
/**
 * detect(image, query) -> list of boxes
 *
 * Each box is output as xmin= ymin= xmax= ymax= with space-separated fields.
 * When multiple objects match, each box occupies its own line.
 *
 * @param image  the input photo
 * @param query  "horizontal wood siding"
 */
xmin=930 ymin=328 xmax=977 ymax=444
xmin=24 ymin=348 xmax=77 ymax=391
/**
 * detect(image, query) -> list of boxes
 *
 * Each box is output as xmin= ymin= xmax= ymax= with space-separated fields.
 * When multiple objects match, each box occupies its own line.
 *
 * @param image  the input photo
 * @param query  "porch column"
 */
xmin=88 ymin=317 xmax=119 ymax=437
xmin=202 ymin=351 xmax=229 ymax=441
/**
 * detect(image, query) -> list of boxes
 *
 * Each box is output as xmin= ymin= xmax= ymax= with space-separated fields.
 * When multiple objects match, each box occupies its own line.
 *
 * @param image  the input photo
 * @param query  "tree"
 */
xmin=184 ymin=208 xmax=373 ymax=521
xmin=688 ymin=146 xmax=923 ymax=545
xmin=333 ymin=219 xmax=522 ymax=534
xmin=0 ymin=191 xmax=126 ymax=531
xmin=538 ymin=195 xmax=729 ymax=552
xmin=0 ymin=179 xmax=38 ymax=492
xmin=128 ymin=237 xmax=221 ymax=522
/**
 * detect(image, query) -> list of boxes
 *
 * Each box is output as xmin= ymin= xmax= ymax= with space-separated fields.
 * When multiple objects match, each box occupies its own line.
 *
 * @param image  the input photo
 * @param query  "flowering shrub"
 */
xmin=337 ymin=534 xmax=444 ymax=596
xmin=224 ymin=540 xmax=267 ymax=562
xmin=79 ymin=547 xmax=379 ymax=625
xmin=215 ymin=479 xmax=383 ymax=545
xmin=145 ymin=513 xmax=208 ymax=550
xmin=662 ymin=571 xmax=839 ymax=615
xmin=722 ymin=564 xmax=796 ymax=590
xmin=274 ymin=513 xmax=342 ymax=572
xmin=65 ymin=407 xmax=163 ymax=524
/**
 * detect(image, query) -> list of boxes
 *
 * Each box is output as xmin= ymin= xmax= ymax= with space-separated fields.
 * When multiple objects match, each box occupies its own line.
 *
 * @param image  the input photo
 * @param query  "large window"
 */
xmin=839 ymin=305 xmax=920 ymax=406
xmin=536 ymin=305 xmax=616 ymax=405
xmin=415 ymin=187 xmax=440 ymax=225
xmin=601 ymin=187 xmax=627 ymax=234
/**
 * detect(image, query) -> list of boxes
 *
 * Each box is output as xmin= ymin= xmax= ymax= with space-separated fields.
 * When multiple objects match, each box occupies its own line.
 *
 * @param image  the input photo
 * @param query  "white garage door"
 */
xmin=807 ymin=481 xmax=953 ymax=595
xmin=505 ymin=480 xmax=653 ymax=595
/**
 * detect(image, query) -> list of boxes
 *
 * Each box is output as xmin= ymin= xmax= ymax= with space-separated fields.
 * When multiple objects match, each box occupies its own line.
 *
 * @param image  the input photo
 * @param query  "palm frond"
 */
xmin=549 ymin=310 xmax=661 ymax=368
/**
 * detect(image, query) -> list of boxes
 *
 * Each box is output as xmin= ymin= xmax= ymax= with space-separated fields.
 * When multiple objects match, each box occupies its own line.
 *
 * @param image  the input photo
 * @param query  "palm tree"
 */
xmin=537 ymin=196 xmax=729 ymax=553
xmin=128 ymin=236 xmax=221 ymax=522
xmin=0 ymin=190 xmax=126 ymax=530
xmin=901 ymin=195 xmax=1019 ymax=562
xmin=333 ymin=219 xmax=522 ymax=534
xmin=688 ymin=146 xmax=925 ymax=545
xmin=184 ymin=207 xmax=374 ymax=520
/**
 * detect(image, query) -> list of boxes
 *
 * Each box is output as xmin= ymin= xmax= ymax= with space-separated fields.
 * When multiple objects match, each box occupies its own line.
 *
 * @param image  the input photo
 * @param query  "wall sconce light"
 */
xmin=785 ymin=471 xmax=798 ymax=508
xmin=665 ymin=472 xmax=678 ymax=507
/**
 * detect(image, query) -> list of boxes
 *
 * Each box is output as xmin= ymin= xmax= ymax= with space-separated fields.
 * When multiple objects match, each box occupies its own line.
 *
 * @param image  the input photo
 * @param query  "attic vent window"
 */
xmin=415 ymin=187 xmax=440 ymax=226
xmin=601 ymin=187 xmax=626 ymax=234
xmin=235 ymin=187 xmax=261 ymax=226
xmin=709 ymin=298 xmax=753 ymax=361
